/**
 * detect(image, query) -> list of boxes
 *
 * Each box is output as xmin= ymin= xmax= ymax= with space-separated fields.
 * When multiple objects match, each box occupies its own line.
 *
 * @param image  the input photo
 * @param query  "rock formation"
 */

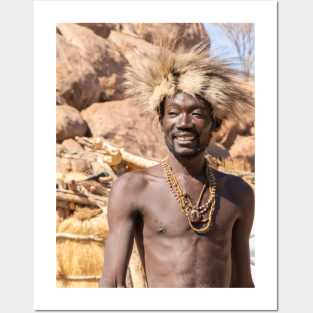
xmin=56 ymin=22 xmax=254 ymax=171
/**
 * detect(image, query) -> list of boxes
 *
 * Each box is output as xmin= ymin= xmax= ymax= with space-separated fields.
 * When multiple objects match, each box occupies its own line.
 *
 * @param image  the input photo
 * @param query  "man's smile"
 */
xmin=174 ymin=136 xmax=197 ymax=144
xmin=173 ymin=132 xmax=199 ymax=144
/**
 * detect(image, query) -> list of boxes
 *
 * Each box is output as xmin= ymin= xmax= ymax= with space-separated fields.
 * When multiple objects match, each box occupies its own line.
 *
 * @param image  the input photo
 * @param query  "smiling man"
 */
xmin=99 ymin=42 xmax=254 ymax=288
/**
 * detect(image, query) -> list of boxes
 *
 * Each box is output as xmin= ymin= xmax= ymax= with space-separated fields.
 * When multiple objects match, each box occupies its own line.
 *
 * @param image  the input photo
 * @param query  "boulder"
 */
xmin=61 ymin=138 xmax=84 ymax=153
xmin=126 ymin=23 xmax=209 ymax=49
xmin=108 ymin=31 xmax=160 ymax=64
xmin=57 ymin=24 xmax=127 ymax=101
xmin=56 ymin=34 xmax=102 ymax=110
xmin=80 ymin=23 xmax=209 ymax=49
xmin=229 ymin=135 xmax=255 ymax=171
xmin=108 ymin=23 xmax=209 ymax=64
xmin=56 ymin=105 xmax=88 ymax=143
xmin=77 ymin=23 xmax=120 ymax=39
xmin=229 ymin=135 xmax=254 ymax=158
xmin=81 ymin=100 xmax=167 ymax=160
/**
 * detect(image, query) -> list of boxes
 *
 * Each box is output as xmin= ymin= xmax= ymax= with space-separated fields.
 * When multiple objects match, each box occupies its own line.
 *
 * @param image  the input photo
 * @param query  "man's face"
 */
xmin=160 ymin=92 xmax=214 ymax=159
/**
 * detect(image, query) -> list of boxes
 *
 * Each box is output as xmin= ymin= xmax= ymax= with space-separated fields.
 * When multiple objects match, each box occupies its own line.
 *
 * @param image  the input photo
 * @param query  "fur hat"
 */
xmin=124 ymin=41 xmax=254 ymax=123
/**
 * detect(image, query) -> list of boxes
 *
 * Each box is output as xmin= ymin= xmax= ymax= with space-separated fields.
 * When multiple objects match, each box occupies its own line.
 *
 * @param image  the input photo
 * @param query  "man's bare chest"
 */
xmin=139 ymin=181 xmax=240 ymax=242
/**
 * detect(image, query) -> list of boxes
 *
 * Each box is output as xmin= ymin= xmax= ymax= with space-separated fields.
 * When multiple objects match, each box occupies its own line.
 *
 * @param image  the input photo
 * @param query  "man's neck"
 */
xmin=167 ymin=152 xmax=207 ymax=179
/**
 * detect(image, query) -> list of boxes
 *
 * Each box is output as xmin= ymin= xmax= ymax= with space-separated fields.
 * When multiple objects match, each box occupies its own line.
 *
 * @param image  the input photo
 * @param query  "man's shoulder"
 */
xmin=111 ymin=170 xmax=148 ymax=194
xmin=111 ymin=164 xmax=163 ymax=194
xmin=214 ymin=168 xmax=253 ymax=191
xmin=108 ymin=165 xmax=164 ymax=214
xmin=212 ymin=167 xmax=254 ymax=209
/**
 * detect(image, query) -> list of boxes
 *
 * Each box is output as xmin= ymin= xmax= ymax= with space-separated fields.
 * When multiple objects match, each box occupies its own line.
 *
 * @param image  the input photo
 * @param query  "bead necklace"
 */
xmin=161 ymin=159 xmax=217 ymax=234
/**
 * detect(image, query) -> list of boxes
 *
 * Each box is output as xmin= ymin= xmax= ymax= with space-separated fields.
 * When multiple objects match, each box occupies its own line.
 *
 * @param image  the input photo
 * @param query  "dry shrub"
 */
xmin=219 ymin=157 xmax=254 ymax=173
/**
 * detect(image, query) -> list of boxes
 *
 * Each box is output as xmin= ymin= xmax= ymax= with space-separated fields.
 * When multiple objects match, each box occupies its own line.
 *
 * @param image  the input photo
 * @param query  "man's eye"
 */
xmin=168 ymin=111 xmax=178 ymax=116
xmin=192 ymin=112 xmax=203 ymax=117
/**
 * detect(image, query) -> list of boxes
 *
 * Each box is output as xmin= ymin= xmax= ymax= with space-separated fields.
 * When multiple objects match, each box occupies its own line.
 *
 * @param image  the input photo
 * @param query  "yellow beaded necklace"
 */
xmin=161 ymin=159 xmax=217 ymax=234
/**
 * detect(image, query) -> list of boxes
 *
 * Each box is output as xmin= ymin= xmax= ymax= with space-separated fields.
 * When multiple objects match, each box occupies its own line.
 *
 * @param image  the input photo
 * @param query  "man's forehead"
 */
xmin=165 ymin=92 xmax=207 ymax=108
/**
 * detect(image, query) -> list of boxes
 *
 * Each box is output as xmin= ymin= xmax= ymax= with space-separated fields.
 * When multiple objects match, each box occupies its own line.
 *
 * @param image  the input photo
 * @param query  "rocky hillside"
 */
xmin=56 ymin=23 xmax=254 ymax=173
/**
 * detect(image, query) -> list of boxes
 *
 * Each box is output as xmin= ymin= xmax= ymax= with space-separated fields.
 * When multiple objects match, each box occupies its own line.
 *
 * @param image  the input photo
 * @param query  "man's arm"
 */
xmin=230 ymin=178 xmax=255 ymax=287
xmin=99 ymin=172 xmax=143 ymax=288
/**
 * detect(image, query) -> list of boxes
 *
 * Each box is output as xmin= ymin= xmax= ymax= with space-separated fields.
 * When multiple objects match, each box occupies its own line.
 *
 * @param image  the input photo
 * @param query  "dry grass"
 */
xmin=56 ymin=208 xmax=108 ymax=288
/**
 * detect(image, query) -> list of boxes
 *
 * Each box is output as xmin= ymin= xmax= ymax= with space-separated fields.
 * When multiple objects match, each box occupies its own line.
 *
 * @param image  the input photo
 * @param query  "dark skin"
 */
xmin=100 ymin=92 xmax=254 ymax=288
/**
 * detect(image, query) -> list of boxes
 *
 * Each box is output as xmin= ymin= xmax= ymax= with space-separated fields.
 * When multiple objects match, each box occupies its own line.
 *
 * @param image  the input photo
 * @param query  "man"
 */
xmin=100 ymin=42 xmax=254 ymax=288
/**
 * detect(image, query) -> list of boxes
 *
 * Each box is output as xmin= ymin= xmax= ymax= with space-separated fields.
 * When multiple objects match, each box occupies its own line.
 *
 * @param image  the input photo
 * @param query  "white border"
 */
xmin=34 ymin=0 xmax=277 ymax=310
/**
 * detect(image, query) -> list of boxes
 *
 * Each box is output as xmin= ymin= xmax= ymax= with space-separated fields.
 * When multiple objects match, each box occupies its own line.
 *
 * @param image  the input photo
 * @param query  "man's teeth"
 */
xmin=175 ymin=136 xmax=195 ymax=141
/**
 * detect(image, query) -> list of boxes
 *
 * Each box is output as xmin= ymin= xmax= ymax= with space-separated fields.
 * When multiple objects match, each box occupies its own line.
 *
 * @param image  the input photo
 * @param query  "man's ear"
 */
xmin=158 ymin=99 xmax=165 ymax=129
xmin=159 ymin=115 xmax=164 ymax=131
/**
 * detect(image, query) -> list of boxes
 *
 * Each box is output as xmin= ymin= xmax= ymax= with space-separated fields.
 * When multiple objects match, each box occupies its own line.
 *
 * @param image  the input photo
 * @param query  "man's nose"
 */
xmin=177 ymin=113 xmax=192 ymax=128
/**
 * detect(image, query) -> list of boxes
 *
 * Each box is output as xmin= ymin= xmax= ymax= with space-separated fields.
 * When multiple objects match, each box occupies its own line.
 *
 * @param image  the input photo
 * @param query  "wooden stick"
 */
xmin=56 ymin=189 xmax=107 ymax=208
xmin=121 ymin=149 xmax=159 ymax=169
xmin=100 ymin=162 xmax=117 ymax=181
xmin=56 ymin=232 xmax=105 ymax=242
xmin=98 ymin=176 xmax=113 ymax=183
xmin=57 ymin=275 xmax=101 ymax=281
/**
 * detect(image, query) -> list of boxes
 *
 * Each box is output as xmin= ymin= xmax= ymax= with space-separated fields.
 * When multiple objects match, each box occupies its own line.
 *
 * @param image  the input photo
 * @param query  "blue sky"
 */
xmin=204 ymin=23 xmax=238 ymax=59
xmin=204 ymin=23 xmax=254 ymax=74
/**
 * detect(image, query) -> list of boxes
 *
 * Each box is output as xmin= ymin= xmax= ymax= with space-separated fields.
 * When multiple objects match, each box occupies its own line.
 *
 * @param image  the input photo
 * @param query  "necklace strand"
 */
xmin=161 ymin=159 xmax=217 ymax=234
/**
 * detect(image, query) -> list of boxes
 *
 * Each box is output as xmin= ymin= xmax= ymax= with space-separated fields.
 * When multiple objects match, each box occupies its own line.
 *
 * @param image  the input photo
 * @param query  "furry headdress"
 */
xmin=124 ymin=41 xmax=254 ymax=123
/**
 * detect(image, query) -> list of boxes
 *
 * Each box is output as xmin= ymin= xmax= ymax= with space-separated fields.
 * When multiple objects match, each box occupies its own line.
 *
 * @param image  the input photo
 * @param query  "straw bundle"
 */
xmin=56 ymin=207 xmax=147 ymax=288
xmin=56 ymin=208 xmax=108 ymax=287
